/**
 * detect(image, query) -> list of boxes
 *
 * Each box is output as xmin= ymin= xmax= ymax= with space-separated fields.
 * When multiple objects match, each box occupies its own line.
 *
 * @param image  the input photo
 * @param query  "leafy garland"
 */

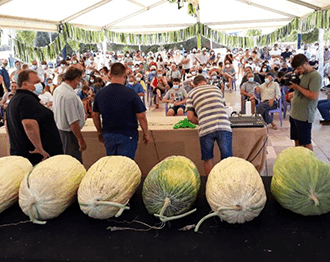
xmin=8 ymin=10 xmax=330 ymax=62
xmin=168 ymin=0 xmax=199 ymax=17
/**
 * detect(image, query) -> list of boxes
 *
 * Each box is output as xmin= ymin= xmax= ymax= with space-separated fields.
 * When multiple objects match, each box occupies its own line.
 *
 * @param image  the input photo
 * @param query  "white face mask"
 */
xmin=136 ymin=77 xmax=141 ymax=81
xmin=265 ymin=78 xmax=270 ymax=84
xmin=225 ymin=64 xmax=230 ymax=68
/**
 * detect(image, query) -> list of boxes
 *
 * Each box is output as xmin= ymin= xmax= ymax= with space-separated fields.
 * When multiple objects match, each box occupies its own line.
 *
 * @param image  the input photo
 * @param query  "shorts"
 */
xmin=199 ymin=130 xmax=233 ymax=161
xmin=289 ymin=116 xmax=312 ymax=146
xmin=168 ymin=105 xmax=185 ymax=114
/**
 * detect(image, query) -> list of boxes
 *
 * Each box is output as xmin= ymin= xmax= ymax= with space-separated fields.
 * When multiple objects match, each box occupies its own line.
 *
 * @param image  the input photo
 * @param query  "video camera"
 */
xmin=282 ymin=74 xmax=300 ymax=86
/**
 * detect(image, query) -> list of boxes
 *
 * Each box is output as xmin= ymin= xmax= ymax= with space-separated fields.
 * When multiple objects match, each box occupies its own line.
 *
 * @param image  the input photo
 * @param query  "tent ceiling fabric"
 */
xmin=0 ymin=0 xmax=329 ymax=33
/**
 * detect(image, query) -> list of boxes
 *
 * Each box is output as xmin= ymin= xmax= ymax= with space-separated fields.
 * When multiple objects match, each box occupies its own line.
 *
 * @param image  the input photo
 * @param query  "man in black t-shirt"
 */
xmin=92 ymin=63 xmax=149 ymax=160
xmin=6 ymin=70 xmax=63 ymax=165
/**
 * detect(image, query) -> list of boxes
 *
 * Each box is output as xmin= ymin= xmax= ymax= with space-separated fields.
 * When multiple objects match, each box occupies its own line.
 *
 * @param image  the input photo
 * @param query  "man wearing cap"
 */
xmin=255 ymin=73 xmax=281 ymax=129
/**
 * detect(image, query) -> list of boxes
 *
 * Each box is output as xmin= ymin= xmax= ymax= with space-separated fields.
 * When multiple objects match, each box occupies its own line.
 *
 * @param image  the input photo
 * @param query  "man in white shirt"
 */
xmin=196 ymin=48 xmax=209 ymax=65
xmin=52 ymin=67 xmax=87 ymax=163
xmin=269 ymin=44 xmax=282 ymax=62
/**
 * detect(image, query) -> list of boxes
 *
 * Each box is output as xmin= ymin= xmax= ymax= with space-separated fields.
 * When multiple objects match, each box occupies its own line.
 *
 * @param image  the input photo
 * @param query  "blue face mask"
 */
xmin=173 ymin=85 xmax=179 ymax=89
xmin=152 ymin=70 xmax=156 ymax=74
xmin=34 ymin=83 xmax=43 ymax=95
xmin=157 ymin=74 xmax=163 ymax=77
xmin=212 ymin=75 xmax=217 ymax=80
xmin=248 ymin=77 xmax=254 ymax=83
xmin=265 ymin=78 xmax=270 ymax=84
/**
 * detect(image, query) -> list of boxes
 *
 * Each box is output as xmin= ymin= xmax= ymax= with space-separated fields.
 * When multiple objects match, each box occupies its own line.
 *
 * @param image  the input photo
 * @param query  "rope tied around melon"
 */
xmin=154 ymin=197 xmax=197 ymax=223
xmin=94 ymin=199 xmax=130 ymax=217
xmin=194 ymin=205 xmax=243 ymax=232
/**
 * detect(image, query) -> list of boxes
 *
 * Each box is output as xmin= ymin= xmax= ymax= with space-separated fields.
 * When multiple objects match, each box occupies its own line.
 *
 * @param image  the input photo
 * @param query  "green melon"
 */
xmin=271 ymin=147 xmax=330 ymax=216
xmin=142 ymin=156 xmax=200 ymax=222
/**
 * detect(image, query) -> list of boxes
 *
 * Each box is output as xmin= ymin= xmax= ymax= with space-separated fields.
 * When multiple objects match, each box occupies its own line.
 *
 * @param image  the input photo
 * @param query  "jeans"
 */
xmin=256 ymin=101 xmax=277 ymax=124
xmin=103 ymin=133 xmax=138 ymax=160
xmin=199 ymin=130 xmax=233 ymax=161
xmin=317 ymin=99 xmax=330 ymax=121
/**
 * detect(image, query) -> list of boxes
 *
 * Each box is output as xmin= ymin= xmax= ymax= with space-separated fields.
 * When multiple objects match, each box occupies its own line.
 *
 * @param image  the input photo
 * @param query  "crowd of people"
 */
xmin=0 ymin=42 xmax=328 ymax=174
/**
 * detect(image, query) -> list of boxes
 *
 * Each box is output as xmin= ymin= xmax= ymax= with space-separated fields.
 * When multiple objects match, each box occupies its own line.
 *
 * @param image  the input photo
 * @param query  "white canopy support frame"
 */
xmin=103 ymin=0 xmax=168 ymax=29
xmin=0 ymin=0 xmax=12 ymax=7
xmin=286 ymin=0 xmax=321 ymax=11
xmin=234 ymin=0 xmax=297 ymax=19
xmin=60 ymin=0 xmax=115 ymax=24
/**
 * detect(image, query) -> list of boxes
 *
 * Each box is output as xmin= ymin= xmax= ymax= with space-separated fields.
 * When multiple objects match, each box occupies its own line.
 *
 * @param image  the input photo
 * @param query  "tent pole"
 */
xmin=318 ymin=29 xmax=324 ymax=79
xmin=197 ymin=6 xmax=201 ymax=50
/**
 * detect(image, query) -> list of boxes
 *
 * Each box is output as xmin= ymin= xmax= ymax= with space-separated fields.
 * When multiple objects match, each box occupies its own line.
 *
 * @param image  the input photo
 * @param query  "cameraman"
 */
xmin=289 ymin=54 xmax=322 ymax=151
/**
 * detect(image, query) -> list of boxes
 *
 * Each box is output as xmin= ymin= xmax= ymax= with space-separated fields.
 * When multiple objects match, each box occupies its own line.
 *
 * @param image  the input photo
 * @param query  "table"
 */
xmin=0 ymin=177 xmax=328 ymax=262
xmin=0 ymin=117 xmax=267 ymax=175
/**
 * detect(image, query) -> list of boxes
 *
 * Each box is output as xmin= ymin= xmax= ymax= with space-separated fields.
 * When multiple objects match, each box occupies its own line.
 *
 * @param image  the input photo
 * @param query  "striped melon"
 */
xmin=78 ymin=156 xmax=141 ymax=219
xmin=0 ymin=156 xmax=33 ymax=213
xmin=271 ymin=147 xmax=330 ymax=216
xmin=19 ymin=155 xmax=86 ymax=224
xmin=195 ymin=157 xmax=266 ymax=232
xmin=142 ymin=156 xmax=200 ymax=222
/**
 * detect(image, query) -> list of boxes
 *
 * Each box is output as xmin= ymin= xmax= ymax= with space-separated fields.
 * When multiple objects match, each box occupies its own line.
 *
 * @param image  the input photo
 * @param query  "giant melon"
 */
xmin=78 ymin=156 xmax=141 ymax=219
xmin=271 ymin=147 xmax=330 ymax=216
xmin=0 ymin=156 xmax=33 ymax=213
xmin=195 ymin=157 xmax=267 ymax=232
xmin=19 ymin=155 xmax=86 ymax=224
xmin=142 ymin=156 xmax=200 ymax=222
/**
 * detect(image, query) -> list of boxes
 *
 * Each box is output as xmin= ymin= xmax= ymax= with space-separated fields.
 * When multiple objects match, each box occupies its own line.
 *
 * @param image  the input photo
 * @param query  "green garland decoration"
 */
xmin=168 ymin=0 xmax=199 ymax=17
xmin=7 ymin=9 xmax=330 ymax=62
xmin=257 ymin=10 xmax=330 ymax=46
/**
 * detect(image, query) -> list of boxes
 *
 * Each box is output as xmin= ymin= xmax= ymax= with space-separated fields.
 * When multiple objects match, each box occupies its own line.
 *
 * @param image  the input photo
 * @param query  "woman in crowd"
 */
xmin=150 ymin=69 xmax=169 ymax=108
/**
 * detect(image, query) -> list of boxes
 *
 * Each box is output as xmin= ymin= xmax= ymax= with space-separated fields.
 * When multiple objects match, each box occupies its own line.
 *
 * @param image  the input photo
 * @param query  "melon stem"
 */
xmin=194 ymin=212 xmax=220 ymax=232
xmin=159 ymin=197 xmax=171 ymax=217
xmin=154 ymin=208 xmax=197 ymax=222
xmin=95 ymin=200 xmax=130 ymax=217
xmin=194 ymin=206 xmax=243 ymax=232
xmin=309 ymin=194 xmax=320 ymax=206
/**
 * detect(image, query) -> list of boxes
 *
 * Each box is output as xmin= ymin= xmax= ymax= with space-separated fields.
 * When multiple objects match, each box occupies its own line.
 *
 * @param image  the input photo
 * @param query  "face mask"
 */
xmin=34 ymin=83 xmax=43 ymax=95
xmin=31 ymin=65 xmax=37 ymax=70
xmin=212 ymin=76 xmax=217 ymax=80
xmin=262 ymin=68 xmax=267 ymax=72
xmin=61 ymin=64 xmax=66 ymax=68
xmin=42 ymin=65 xmax=47 ymax=69
xmin=15 ymin=65 xmax=20 ymax=70
xmin=192 ymin=71 xmax=196 ymax=75
xmin=265 ymin=78 xmax=270 ymax=84
xmin=126 ymin=54 xmax=130 ymax=57
xmin=90 ymin=79 xmax=94 ymax=83
xmin=211 ymin=52 xmax=214 ymax=55
xmin=157 ymin=74 xmax=162 ymax=77
xmin=136 ymin=77 xmax=141 ymax=81
xmin=248 ymin=77 xmax=254 ymax=83
xmin=151 ymin=70 xmax=156 ymax=74
xmin=225 ymin=64 xmax=230 ymax=68
xmin=173 ymin=85 xmax=179 ymax=89
xmin=3 ymin=63 xmax=8 ymax=67
xmin=248 ymin=61 xmax=253 ymax=64
xmin=72 ymin=61 xmax=77 ymax=64
xmin=128 ymin=82 xmax=134 ymax=85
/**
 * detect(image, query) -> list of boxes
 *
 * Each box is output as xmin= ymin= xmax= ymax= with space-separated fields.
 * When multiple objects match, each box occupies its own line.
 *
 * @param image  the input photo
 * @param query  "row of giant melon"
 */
xmin=1 ymin=148 xmax=329 ymax=231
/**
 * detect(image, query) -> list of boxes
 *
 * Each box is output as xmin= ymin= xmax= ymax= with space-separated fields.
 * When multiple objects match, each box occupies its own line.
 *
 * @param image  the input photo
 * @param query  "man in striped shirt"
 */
xmin=187 ymin=75 xmax=233 ymax=175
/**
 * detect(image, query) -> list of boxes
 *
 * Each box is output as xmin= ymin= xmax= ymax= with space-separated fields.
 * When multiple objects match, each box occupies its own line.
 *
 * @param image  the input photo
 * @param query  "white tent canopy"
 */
xmin=0 ymin=0 xmax=329 ymax=34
